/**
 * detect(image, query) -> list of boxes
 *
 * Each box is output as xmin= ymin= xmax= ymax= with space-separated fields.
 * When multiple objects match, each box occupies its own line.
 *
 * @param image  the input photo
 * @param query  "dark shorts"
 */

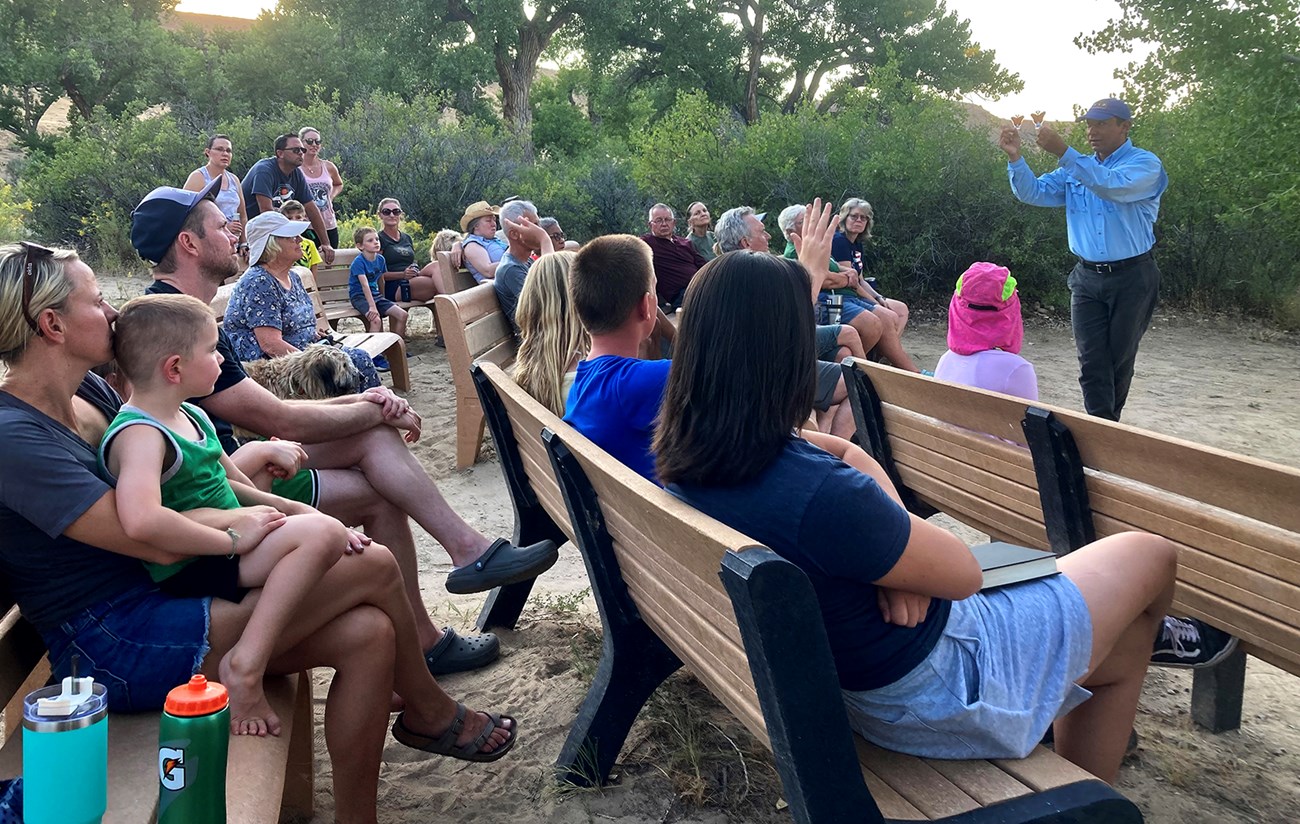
xmin=814 ymin=361 xmax=843 ymax=411
xmin=159 ymin=556 xmax=248 ymax=604
xmin=271 ymin=468 xmax=321 ymax=507
xmin=815 ymin=324 xmax=843 ymax=361
xmin=383 ymin=277 xmax=411 ymax=302
xmin=349 ymin=294 xmax=397 ymax=318
xmin=43 ymin=584 xmax=211 ymax=712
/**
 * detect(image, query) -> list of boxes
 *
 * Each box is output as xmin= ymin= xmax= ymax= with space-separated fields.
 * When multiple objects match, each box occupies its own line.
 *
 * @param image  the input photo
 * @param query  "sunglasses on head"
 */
xmin=380 ymin=208 xmax=402 ymax=216
xmin=18 ymin=241 xmax=55 ymax=336
xmin=302 ymin=138 xmax=321 ymax=145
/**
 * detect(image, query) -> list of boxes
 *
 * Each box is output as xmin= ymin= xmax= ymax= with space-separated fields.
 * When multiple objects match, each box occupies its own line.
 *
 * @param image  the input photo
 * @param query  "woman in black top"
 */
xmin=376 ymin=197 xmax=439 ymax=303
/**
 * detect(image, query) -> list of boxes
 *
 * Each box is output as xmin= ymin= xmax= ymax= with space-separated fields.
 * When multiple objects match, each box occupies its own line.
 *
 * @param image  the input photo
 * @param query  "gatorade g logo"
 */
xmin=159 ymin=747 xmax=186 ymax=791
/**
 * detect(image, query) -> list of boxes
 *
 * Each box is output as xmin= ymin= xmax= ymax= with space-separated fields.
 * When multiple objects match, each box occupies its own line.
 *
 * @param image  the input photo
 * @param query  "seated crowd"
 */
xmin=0 ymin=165 xmax=1239 ymax=823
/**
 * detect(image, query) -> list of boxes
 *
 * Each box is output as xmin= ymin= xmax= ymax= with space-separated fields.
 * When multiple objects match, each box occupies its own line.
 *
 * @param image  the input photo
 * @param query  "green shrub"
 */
xmin=0 ymin=183 xmax=32 ymax=244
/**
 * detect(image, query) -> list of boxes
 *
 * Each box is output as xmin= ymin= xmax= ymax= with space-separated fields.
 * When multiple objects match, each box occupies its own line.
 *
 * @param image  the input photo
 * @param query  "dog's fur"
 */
xmin=242 ymin=344 xmax=364 ymax=401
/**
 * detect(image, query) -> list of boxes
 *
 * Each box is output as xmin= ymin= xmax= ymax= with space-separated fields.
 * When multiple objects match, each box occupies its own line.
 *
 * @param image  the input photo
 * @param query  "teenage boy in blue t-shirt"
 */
xmin=563 ymin=235 xmax=671 ymax=483
xmin=349 ymin=227 xmax=409 ymax=344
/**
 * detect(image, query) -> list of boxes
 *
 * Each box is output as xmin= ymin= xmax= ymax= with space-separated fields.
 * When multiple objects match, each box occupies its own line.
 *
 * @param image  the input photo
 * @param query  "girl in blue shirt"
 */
xmin=654 ymin=202 xmax=1178 ymax=784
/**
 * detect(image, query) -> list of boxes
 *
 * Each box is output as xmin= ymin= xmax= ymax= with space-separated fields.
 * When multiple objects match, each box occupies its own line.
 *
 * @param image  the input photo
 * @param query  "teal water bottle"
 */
xmin=157 ymin=675 xmax=229 ymax=823
xmin=22 ymin=670 xmax=108 ymax=824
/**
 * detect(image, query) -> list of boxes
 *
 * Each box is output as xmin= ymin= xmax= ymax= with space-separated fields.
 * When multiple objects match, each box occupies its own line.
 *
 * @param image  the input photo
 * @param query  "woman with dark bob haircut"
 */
xmin=656 ymin=200 xmax=1178 ymax=784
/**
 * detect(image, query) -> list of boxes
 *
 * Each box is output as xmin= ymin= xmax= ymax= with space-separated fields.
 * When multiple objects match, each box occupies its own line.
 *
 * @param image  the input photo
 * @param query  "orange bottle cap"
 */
xmin=164 ymin=675 xmax=229 ymax=716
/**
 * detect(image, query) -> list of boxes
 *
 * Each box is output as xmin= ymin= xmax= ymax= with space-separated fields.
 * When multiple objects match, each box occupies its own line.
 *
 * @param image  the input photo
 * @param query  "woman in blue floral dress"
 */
xmin=224 ymin=213 xmax=381 ymax=389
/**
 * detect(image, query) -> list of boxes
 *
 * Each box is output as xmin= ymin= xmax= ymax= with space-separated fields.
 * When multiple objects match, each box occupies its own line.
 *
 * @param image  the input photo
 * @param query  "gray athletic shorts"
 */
xmin=815 ymin=324 xmax=843 ymax=361
xmin=814 ymin=361 xmax=842 ymax=411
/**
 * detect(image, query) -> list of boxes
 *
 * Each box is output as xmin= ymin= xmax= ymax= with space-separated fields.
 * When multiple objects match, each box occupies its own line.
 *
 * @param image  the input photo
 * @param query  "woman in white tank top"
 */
xmin=299 ymin=126 xmax=344 ymax=249
xmin=183 ymin=134 xmax=249 ymax=251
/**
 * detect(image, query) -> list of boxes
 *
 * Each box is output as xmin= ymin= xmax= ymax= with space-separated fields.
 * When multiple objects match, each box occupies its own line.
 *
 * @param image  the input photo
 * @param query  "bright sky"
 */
xmin=176 ymin=0 xmax=1144 ymax=119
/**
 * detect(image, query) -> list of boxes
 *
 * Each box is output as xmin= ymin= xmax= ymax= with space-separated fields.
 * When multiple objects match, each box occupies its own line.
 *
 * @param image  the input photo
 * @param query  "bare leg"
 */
xmin=386 ymin=306 xmax=408 ymax=337
xmin=315 ymin=467 xmax=443 ymax=651
xmin=869 ymin=309 xmax=921 ymax=372
xmin=883 ymin=298 xmax=909 ymax=337
xmin=405 ymin=276 xmax=439 ymax=302
xmin=222 ymin=513 xmax=348 ymax=736
xmin=302 ymin=428 xmax=490 ymax=566
xmin=847 ymin=311 xmax=883 ymax=354
xmin=837 ymin=325 xmax=866 ymax=360
xmin=1053 ymin=532 xmax=1177 ymax=782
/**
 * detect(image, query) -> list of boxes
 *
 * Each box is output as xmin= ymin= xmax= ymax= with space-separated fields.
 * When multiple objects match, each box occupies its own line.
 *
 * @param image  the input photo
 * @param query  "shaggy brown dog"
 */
xmin=241 ymin=344 xmax=364 ymax=400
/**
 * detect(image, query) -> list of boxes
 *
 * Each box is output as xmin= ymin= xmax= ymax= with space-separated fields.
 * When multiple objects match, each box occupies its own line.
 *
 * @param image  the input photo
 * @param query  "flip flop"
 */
xmin=392 ymin=703 xmax=517 ymax=763
xmin=425 ymin=627 xmax=500 ymax=676
xmin=445 ymin=538 xmax=559 ymax=595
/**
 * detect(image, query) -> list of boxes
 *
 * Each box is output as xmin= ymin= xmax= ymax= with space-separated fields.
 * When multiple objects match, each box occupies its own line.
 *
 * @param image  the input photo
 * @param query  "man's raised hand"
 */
xmin=998 ymin=126 xmax=1023 ymax=161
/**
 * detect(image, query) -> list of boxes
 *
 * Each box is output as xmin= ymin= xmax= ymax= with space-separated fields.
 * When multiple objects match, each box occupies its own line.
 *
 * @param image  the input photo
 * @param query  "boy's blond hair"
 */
xmin=280 ymin=199 xmax=305 ymax=216
xmin=353 ymin=226 xmax=377 ymax=246
xmin=113 ymin=294 xmax=215 ymax=384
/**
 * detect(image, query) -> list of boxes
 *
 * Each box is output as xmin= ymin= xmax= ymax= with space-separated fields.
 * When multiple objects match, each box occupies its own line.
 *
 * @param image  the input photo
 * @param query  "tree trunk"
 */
xmin=495 ymin=22 xmax=549 ymax=158
xmin=742 ymin=1 xmax=765 ymax=125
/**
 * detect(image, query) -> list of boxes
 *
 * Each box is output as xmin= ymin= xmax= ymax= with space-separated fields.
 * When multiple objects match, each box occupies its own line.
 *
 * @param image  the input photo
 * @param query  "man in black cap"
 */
xmin=999 ymin=97 xmax=1167 ymax=422
xmin=130 ymin=179 xmax=560 ymax=675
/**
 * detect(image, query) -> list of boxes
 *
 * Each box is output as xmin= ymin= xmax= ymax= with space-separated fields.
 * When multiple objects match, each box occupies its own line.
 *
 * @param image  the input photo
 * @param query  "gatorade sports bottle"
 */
xmin=22 ymin=665 xmax=108 ymax=824
xmin=157 ymin=675 xmax=229 ymax=823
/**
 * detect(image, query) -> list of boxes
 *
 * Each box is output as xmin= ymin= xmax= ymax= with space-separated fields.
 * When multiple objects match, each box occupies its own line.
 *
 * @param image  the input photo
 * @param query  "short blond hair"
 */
xmin=113 ymin=294 xmax=215 ymax=384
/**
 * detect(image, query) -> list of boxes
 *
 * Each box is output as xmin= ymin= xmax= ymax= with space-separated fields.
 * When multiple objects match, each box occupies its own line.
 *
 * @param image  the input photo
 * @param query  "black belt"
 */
xmin=1078 ymin=251 xmax=1153 ymax=274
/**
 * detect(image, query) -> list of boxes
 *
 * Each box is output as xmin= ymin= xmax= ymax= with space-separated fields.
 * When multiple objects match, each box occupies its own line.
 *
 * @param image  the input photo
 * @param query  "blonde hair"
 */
xmin=257 ymin=235 xmax=287 ymax=265
xmin=514 ymin=251 xmax=587 ymax=416
xmin=0 ymin=243 xmax=82 ymax=363
xmin=431 ymin=229 xmax=462 ymax=255
xmin=113 ymin=294 xmax=215 ymax=384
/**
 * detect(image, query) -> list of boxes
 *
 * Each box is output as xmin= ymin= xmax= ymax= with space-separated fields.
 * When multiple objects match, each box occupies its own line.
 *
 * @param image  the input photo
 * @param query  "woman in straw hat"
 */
xmin=459 ymin=201 xmax=506 ymax=283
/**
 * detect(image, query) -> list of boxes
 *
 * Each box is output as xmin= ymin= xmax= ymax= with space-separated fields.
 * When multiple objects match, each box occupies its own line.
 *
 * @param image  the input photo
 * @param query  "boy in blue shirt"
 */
xmin=349 ymin=228 xmax=408 ymax=372
xmin=564 ymin=235 xmax=671 ymax=483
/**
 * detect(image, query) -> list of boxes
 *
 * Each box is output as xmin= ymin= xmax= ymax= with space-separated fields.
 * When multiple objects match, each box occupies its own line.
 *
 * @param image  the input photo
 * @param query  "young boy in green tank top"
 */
xmin=101 ymin=294 xmax=369 ymax=738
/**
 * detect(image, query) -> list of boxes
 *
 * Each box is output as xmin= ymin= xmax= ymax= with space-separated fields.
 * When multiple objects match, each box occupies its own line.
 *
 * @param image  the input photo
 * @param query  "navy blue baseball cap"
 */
xmin=1078 ymin=98 xmax=1132 ymax=122
xmin=130 ymin=177 xmax=222 ymax=266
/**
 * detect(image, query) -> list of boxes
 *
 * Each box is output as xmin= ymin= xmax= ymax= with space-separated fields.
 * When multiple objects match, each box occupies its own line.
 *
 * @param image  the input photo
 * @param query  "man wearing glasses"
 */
xmin=242 ymin=133 xmax=335 ymax=264
xmin=1001 ymin=98 xmax=1166 ymax=422
xmin=640 ymin=203 xmax=707 ymax=309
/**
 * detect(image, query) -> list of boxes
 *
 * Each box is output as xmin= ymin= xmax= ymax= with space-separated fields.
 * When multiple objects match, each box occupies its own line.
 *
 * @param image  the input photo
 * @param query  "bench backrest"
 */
xmin=844 ymin=359 xmax=1050 ymax=550
xmin=1043 ymin=400 xmax=1300 ymax=677
xmin=436 ymin=251 xmax=479 ymax=295
xmin=476 ymin=363 xmax=575 ymax=543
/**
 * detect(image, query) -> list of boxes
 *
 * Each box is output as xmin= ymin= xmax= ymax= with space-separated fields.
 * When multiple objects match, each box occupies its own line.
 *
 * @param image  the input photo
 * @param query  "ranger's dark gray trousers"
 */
xmin=1067 ymin=257 xmax=1160 ymax=421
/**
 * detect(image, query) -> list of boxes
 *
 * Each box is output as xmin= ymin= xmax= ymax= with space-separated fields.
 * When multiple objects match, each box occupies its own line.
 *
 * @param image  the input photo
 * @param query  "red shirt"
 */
xmin=641 ymin=233 xmax=707 ymax=304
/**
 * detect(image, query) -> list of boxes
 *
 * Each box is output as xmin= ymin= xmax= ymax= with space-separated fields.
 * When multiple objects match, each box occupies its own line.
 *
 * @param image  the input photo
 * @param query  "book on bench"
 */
xmin=972 ymin=542 xmax=1059 ymax=590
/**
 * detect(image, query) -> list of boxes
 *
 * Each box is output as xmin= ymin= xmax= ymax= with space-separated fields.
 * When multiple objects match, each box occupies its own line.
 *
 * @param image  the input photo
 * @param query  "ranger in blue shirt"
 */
xmin=1001 ymin=98 xmax=1167 ymax=421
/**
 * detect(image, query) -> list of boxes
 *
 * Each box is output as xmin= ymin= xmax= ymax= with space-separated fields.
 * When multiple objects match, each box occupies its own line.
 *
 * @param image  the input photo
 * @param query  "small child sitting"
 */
xmin=101 ymin=294 xmax=365 ymax=737
xmin=349 ymin=227 xmax=409 ymax=357
xmin=933 ymin=262 xmax=1038 ymax=400
xmin=279 ymin=200 xmax=321 ymax=276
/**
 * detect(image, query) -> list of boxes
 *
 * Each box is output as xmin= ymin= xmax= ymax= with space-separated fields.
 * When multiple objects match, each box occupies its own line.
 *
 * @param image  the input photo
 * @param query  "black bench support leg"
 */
xmin=1191 ymin=646 xmax=1246 ymax=732
xmin=722 ymin=549 xmax=885 ymax=824
xmin=544 ymin=429 xmax=683 ymax=787
xmin=1022 ymin=407 xmax=1095 ymax=556
xmin=472 ymin=365 xmax=568 ymax=631
xmin=555 ymin=627 xmax=682 ymax=787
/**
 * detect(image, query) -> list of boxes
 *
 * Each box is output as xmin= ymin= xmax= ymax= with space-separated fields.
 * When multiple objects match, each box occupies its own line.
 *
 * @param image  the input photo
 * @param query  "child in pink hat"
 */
xmin=933 ymin=262 xmax=1038 ymax=400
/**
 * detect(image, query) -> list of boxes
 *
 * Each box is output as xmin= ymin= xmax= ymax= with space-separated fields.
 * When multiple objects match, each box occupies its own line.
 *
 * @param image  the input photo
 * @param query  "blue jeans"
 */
xmin=43 ymin=585 xmax=211 ymax=712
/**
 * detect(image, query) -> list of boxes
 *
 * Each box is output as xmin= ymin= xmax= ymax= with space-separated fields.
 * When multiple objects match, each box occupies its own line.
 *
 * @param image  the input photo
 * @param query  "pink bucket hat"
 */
xmin=947 ymin=262 xmax=1024 ymax=355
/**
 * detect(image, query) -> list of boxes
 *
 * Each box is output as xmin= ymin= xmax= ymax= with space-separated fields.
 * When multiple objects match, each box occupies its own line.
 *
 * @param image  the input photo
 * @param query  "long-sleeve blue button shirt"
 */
xmin=1008 ymin=139 xmax=1167 ymax=262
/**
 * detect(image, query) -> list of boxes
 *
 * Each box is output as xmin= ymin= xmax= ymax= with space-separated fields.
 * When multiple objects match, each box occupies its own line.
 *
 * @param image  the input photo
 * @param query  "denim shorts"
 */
xmin=817 ymin=293 xmax=876 ymax=324
xmin=43 ymin=584 xmax=211 ymax=713
xmin=843 ymin=574 xmax=1093 ymax=760
xmin=349 ymin=294 xmax=396 ymax=318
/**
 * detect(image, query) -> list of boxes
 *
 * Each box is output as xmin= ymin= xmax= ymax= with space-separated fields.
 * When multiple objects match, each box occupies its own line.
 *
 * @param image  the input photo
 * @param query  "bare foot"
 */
xmin=218 ymin=649 xmax=282 ymax=737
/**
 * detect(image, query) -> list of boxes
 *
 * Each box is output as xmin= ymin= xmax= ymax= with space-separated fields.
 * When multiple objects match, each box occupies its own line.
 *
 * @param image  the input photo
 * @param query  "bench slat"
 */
xmin=890 ymin=440 xmax=1045 ymax=521
xmin=464 ymin=313 xmax=513 ymax=360
xmin=880 ymin=407 xmax=1041 ymax=489
xmin=992 ymin=746 xmax=1097 ymax=792
xmin=897 ymin=467 xmax=1049 ymax=547
xmin=854 ymin=363 xmax=1033 ymax=446
xmin=923 ymin=756 xmax=1043 ymax=806
xmin=854 ymin=742 xmax=982 ymax=817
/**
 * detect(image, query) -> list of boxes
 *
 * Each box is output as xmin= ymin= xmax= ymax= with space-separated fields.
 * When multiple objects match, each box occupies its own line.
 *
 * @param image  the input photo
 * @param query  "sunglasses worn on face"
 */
xmin=380 ymin=208 xmax=402 ymax=216
xmin=303 ymin=138 xmax=321 ymax=145
xmin=19 ymin=241 xmax=54 ymax=336
xmin=282 ymin=147 xmax=306 ymax=155
xmin=549 ymin=232 xmax=565 ymax=243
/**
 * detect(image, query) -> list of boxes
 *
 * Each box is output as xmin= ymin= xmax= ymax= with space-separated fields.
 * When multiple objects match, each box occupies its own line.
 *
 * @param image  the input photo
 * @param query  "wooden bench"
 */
xmin=435 ymin=284 xmax=515 ymax=469
xmin=312 ymin=247 xmax=458 ymax=339
xmin=470 ymin=361 xmax=1135 ymax=823
xmin=842 ymin=358 xmax=1300 ymax=734
xmin=212 ymin=275 xmax=411 ymax=392
xmin=0 ymin=598 xmax=314 ymax=822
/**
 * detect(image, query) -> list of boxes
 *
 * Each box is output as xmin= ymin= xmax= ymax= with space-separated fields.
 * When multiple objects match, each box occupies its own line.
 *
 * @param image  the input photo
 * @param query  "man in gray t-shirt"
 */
xmin=494 ymin=199 xmax=556 ymax=328
xmin=242 ymin=133 xmax=335 ymax=263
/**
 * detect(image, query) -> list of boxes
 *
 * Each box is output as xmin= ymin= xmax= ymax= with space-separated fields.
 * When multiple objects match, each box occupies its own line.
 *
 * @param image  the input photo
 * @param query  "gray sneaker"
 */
xmin=1151 ymin=616 xmax=1239 ymax=668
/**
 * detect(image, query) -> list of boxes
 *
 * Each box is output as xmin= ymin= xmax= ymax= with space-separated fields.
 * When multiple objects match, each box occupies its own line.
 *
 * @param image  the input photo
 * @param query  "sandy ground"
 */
xmin=100 ymin=275 xmax=1300 ymax=823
